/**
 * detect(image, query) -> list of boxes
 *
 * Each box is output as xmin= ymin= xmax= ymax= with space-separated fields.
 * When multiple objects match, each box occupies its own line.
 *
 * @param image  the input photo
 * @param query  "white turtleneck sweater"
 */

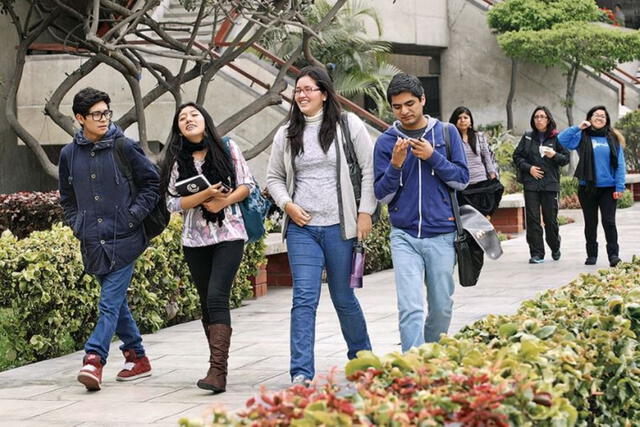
xmin=292 ymin=111 xmax=340 ymax=226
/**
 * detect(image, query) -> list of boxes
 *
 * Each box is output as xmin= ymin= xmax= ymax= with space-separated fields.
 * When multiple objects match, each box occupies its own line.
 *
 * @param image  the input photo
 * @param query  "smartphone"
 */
xmin=220 ymin=183 xmax=232 ymax=194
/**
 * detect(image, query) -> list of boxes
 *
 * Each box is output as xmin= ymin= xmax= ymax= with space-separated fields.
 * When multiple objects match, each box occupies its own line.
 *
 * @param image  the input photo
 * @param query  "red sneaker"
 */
xmin=116 ymin=349 xmax=152 ymax=381
xmin=77 ymin=353 xmax=103 ymax=391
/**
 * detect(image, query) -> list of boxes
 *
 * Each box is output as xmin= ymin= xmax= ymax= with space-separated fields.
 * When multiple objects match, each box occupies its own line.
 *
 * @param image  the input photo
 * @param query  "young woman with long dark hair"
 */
xmin=513 ymin=106 xmax=570 ymax=264
xmin=266 ymin=66 xmax=376 ymax=384
xmin=448 ymin=106 xmax=503 ymax=217
xmin=558 ymin=105 xmax=627 ymax=267
xmin=159 ymin=102 xmax=253 ymax=393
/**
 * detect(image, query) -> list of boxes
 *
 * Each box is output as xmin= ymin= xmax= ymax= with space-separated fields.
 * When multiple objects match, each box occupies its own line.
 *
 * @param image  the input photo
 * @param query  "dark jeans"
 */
xmin=183 ymin=240 xmax=244 ymax=326
xmin=286 ymin=223 xmax=371 ymax=380
xmin=577 ymin=186 xmax=619 ymax=259
xmin=524 ymin=190 xmax=560 ymax=259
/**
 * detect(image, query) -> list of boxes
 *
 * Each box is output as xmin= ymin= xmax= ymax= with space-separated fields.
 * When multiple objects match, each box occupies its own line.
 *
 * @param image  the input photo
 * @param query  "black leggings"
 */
xmin=577 ymin=186 xmax=618 ymax=259
xmin=183 ymin=240 xmax=244 ymax=326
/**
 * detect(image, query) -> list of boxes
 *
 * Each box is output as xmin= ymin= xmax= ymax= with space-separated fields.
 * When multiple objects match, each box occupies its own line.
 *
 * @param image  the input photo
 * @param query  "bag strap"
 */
xmin=113 ymin=137 xmax=138 ymax=195
xmin=339 ymin=112 xmax=358 ymax=168
xmin=442 ymin=123 xmax=464 ymax=238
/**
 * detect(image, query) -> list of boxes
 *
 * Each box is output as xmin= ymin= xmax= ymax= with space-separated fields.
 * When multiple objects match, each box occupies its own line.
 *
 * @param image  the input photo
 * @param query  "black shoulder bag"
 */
xmin=443 ymin=124 xmax=484 ymax=287
xmin=113 ymin=137 xmax=170 ymax=240
xmin=339 ymin=112 xmax=380 ymax=223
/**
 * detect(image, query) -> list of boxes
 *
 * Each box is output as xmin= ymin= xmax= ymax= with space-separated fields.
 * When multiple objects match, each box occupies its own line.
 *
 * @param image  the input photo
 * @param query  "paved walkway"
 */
xmin=1 ymin=205 xmax=639 ymax=426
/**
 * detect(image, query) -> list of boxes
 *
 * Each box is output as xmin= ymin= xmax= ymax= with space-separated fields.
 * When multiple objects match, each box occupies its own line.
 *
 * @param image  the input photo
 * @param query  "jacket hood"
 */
xmin=73 ymin=123 xmax=124 ymax=146
xmin=381 ymin=115 xmax=437 ymax=140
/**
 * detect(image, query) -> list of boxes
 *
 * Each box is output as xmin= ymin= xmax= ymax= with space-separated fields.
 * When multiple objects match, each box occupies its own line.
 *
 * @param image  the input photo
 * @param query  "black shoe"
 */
xmin=585 ymin=257 xmax=597 ymax=265
xmin=529 ymin=257 xmax=544 ymax=264
xmin=552 ymin=250 xmax=561 ymax=261
xmin=609 ymin=256 xmax=621 ymax=267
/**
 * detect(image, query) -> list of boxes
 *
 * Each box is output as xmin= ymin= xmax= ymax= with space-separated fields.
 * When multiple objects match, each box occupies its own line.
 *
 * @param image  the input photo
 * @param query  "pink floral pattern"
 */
xmin=166 ymin=139 xmax=254 ymax=247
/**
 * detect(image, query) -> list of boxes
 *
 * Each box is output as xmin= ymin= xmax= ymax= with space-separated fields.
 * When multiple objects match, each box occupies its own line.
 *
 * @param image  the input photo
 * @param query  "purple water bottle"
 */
xmin=350 ymin=241 xmax=365 ymax=288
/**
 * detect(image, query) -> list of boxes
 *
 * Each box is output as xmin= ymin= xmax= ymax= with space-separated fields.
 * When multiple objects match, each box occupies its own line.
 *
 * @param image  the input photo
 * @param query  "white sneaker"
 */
xmin=291 ymin=374 xmax=308 ymax=385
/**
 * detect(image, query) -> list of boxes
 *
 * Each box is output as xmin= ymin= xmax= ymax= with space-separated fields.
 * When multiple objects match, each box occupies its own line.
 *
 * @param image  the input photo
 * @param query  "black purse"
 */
xmin=450 ymin=191 xmax=484 ymax=287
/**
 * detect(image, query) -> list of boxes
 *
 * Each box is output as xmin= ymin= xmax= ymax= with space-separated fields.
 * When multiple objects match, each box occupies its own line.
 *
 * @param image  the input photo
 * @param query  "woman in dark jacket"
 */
xmin=513 ymin=106 xmax=570 ymax=264
xmin=558 ymin=105 xmax=626 ymax=267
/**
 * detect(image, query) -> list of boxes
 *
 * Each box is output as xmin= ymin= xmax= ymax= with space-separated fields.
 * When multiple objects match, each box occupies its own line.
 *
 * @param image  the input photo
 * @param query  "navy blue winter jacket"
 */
xmin=373 ymin=118 xmax=469 ymax=238
xmin=59 ymin=124 xmax=160 ymax=275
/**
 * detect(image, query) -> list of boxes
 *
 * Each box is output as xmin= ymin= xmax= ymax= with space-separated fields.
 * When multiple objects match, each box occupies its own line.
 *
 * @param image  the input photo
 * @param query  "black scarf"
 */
xmin=177 ymin=138 xmax=228 ymax=226
xmin=574 ymin=127 xmax=619 ymax=191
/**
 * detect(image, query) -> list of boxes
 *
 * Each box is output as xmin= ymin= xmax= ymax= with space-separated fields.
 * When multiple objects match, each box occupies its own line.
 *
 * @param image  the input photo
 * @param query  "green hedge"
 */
xmin=0 ymin=216 xmax=264 ymax=371
xmin=190 ymin=258 xmax=640 ymax=426
xmin=364 ymin=206 xmax=392 ymax=275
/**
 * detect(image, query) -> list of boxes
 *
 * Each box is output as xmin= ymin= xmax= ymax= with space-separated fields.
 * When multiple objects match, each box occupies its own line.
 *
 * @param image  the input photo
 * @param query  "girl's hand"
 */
xmin=205 ymin=182 xmax=227 ymax=199
xmin=613 ymin=191 xmax=624 ymax=200
xmin=285 ymin=202 xmax=312 ymax=227
xmin=578 ymin=120 xmax=591 ymax=130
xmin=357 ymin=213 xmax=373 ymax=241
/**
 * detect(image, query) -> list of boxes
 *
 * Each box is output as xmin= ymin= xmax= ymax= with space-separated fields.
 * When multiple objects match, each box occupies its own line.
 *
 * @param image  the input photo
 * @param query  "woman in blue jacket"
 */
xmin=558 ymin=105 xmax=626 ymax=267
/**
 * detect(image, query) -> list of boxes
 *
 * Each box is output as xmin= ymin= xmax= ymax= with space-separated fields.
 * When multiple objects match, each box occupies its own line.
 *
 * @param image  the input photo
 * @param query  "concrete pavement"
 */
xmin=0 ymin=204 xmax=638 ymax=426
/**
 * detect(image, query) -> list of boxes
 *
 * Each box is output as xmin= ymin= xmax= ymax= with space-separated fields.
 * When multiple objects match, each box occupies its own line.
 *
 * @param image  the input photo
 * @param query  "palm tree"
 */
xmin=262 ymin=0 xmax=400 ymax=120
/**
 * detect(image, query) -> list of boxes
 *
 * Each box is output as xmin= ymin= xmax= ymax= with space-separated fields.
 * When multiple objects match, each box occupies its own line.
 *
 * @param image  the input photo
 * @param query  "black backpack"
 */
xmin=113 ymin=137 xmax=170 ymax=240
xmin=338 ymin=113 xmax=381 ymax=223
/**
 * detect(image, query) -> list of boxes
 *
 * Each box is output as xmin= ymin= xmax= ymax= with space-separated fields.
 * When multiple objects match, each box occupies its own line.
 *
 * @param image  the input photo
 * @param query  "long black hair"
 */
xmin=529 ymin=106 xmax=557 ymax=139
xmin=287 ymin=66 xmax=341 ymax=158
xmin=449 ymin=106 xmax=477 ymax=154
xmin=159 ymin=102 xmax=235 ymax=198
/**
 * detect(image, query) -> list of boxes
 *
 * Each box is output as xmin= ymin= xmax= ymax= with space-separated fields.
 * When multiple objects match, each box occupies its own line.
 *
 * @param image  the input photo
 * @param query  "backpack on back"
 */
xmin=113 ymin=137 xmax=170 ymax=240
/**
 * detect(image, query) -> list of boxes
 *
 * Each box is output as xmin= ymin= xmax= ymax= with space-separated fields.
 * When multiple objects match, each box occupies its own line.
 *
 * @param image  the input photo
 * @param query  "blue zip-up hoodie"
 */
xmin=374 ymin=117 xmax=469 ymax=238
xmin=58 ymin=124 xmax=160 ymax=275
xmin=558 ymin=126 xmax=626 ymax=192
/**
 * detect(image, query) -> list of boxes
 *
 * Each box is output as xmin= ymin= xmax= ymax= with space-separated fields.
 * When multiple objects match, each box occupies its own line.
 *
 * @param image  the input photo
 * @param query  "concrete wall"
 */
xmin=0 ymin=11 xmax=58 ymax=193
xmin=442 ymin=0 xmax=621 ymax=134
xmin=15 ymin=53 xmax=293 ymax=186
xmin=365 ymin=0 xmax=448 ymax=48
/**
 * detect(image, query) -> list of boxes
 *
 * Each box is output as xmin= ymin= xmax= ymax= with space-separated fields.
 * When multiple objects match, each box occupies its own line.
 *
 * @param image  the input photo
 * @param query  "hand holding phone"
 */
xmin=220 ymin=183 xmax=232 ymax=194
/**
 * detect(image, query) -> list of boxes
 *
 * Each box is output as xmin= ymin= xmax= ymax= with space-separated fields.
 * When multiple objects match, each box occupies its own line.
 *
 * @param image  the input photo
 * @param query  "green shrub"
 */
xmin=617 ymin=190 xmax=634 ymax=209
xmin=0 ymin=216 xmax=262 ymax=371
xmin=363 ymin=206 xmax=392 ymax=275
xmin=616 ymin=110 xmax=640 ymax=172
xmin=560 ymin=176 xmax=579 ymax=199
xmin=191 ymin=257 xmax=640 ymax=426
xmin=479 ymin=123 xmax=521 ymax=194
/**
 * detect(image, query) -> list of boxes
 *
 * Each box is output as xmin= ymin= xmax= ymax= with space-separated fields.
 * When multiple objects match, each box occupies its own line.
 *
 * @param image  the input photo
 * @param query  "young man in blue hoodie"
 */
xmin=374 ymin=74 xmax=469 ymax=352
xmin=59 ymin=88 xmax=160 ymax=391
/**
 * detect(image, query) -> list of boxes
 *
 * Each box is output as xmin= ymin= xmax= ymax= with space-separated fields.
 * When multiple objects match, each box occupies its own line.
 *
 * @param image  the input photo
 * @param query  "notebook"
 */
xmin=174 ymin=174 xmax=212 ymax=196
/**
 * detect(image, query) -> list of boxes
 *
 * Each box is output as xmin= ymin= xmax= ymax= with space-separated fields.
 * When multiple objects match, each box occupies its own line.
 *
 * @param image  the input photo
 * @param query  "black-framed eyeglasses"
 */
xmin=86 ymin=110 xmax=113 ymax=121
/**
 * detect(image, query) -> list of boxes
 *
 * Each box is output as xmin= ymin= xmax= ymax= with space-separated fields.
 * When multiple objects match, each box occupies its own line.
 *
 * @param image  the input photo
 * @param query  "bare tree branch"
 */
xmin=5 ymin=9 xmax=63 ymax=178
xmin=44 ymin=57 xmax=101 ymax=137
xmin=243 ymin=117 xmax=287 ymax=160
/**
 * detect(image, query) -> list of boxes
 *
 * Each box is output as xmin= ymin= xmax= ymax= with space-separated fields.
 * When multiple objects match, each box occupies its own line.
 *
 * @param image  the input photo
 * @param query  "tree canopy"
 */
xmin=0 ymin=0 xmax=346 ymax=178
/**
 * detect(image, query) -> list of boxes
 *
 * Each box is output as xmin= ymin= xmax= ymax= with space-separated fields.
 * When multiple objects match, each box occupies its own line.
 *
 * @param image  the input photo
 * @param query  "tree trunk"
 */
xmin=506 ymin=58 xmax=517 ymax=131
xmin=565 ymin=64 xmax=580 ymax=175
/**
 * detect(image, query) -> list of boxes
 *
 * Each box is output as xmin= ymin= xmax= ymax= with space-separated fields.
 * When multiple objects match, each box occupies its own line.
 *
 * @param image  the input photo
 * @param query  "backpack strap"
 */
xmin=113 ymin=137 xmax=138 ymax=195
xmin=442 ymin=123 xmax=464 ymax=238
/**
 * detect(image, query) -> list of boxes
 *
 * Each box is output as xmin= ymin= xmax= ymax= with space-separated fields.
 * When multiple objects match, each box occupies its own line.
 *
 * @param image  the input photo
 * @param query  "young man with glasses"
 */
xmin=58 ymin=87 xmax=160 ymax=391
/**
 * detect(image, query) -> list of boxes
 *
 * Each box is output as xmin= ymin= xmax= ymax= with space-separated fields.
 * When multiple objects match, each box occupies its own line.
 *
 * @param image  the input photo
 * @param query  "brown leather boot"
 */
xmin=201 ymin=321 xmax=214 ymax=373
xmin=197 ymin=324 xmax=231 ymax=393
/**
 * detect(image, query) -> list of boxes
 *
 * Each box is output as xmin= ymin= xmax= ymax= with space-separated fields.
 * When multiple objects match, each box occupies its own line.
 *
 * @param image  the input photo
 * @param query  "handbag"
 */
xmin=442 ymin=124 xmax=502 ymax=287
xmin=221 ymin=137 xmax=271 ymax=243
xmin=339 ymin=113 xmax=380 ymax=223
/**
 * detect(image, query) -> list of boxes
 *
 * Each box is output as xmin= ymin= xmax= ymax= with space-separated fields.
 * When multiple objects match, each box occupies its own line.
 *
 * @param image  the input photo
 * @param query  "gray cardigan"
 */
xmin=266 ymin=112 xmax=377 ymax=240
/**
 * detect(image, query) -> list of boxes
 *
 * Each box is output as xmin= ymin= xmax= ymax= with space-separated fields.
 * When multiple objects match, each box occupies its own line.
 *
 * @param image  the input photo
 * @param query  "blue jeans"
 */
xmin=390 ymin=228 xmax=456 ymax=352
xmin=85 ymin=261 xmax=145 ymax=364
xmin=286 ymin=223 xmax=371 ymax=380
